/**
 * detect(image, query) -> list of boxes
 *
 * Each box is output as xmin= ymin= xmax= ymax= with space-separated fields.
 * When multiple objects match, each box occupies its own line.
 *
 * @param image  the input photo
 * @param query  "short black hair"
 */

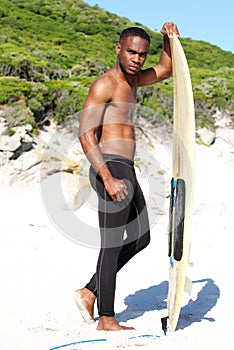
xmin=119 ymin=27 xmax=151 ymax=44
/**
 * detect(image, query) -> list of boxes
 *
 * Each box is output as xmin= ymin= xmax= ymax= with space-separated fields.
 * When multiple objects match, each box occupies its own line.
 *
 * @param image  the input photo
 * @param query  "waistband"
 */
xmin=102 ymin=153 xmax=134 ymax=166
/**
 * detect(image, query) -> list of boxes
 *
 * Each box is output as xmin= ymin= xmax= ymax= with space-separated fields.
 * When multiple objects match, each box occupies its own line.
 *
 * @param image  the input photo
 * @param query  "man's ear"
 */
xmin=115 ymin=43 xmax=121 ymax=54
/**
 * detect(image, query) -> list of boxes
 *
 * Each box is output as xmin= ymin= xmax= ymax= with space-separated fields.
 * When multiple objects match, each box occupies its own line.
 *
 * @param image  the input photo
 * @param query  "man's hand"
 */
xmin=104 ymin=177 xmax=129 ymax=202
xmin=161 ymin=22 xmax=180 ymax=38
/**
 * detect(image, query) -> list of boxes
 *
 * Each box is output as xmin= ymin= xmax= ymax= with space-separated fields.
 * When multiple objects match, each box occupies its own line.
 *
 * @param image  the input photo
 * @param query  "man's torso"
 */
xmin=97 ymin=71 xmax=137 ymax=160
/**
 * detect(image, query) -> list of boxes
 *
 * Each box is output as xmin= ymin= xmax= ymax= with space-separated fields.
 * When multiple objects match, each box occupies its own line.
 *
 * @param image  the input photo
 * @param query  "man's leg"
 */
xmin=96 ymin=170 xmax=151 ymax=330
xmin=116 ymin=180 xmax=151 ymax=270
xmin=75 ymin=160 xmax=150 ymax=330
xmin=74 ymin=287 xmax=96 ymax=324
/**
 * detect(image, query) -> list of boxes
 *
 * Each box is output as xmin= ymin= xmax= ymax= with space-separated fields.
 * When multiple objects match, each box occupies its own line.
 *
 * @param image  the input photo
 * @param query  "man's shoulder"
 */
xmin=94 ymin=70 xmax=116 ymax=87
xmin=85 ymin=70 xmax=115 ymax=104
xmin=89 ymin=70 xmax=116 ymax=98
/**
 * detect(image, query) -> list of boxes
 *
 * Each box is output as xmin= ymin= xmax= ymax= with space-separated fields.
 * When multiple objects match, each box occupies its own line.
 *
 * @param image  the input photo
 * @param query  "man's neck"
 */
xmin=114 ymin=63 xmax=137 ymax=85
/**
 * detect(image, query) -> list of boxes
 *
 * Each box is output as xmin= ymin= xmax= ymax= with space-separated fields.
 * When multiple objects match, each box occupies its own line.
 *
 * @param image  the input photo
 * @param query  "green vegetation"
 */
xmin=0 ymin=0 xmax=233 ymax=128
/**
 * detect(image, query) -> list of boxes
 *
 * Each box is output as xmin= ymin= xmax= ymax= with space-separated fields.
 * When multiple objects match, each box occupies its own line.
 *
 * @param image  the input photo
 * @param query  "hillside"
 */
xmin=0 ymin=0 xmax=234 ymax=129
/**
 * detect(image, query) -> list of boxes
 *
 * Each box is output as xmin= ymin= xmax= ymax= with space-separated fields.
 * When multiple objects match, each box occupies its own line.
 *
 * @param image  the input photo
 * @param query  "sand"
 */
xmin=0 ymin=131 xmax=233 ymax=349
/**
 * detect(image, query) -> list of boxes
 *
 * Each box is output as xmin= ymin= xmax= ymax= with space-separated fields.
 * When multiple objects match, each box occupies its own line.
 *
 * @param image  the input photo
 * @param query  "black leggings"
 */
xmin=85 ymin=154 xmax=150 ymax=317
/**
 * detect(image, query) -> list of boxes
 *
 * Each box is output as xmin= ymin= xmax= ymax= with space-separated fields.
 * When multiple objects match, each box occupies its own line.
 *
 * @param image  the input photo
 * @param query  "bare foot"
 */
xmin=96 ymin=316 xmax=135 ymax=331
xmin=74 ymin=288 xmax=96 ymax=324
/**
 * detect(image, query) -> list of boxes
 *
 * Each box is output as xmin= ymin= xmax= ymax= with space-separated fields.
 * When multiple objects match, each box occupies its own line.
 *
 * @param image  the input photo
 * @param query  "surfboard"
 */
xmin=166 ymin=33 xmax=195 ymax=332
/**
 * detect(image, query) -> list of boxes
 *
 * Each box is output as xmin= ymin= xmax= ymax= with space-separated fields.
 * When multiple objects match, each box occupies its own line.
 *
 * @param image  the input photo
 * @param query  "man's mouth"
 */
xmin=129 ymin=65 xmax=139 ymax=72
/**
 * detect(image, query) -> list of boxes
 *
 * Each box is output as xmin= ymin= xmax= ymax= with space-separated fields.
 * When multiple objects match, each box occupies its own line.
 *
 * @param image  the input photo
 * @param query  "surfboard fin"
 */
xmin=161 ymin=316 xmax=168 ymax=336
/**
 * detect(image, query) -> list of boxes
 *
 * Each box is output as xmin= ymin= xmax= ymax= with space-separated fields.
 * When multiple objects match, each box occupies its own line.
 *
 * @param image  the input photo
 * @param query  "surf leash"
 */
xmin=50 ymin=334 xmax=160 ymax=349
xmin=50 ymin=338 xmax=106 ymax=350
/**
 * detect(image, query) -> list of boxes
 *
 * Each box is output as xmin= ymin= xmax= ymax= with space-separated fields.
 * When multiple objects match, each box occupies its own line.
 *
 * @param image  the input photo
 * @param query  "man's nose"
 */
xmin=132 ymin=54 xmax=140 ymax=63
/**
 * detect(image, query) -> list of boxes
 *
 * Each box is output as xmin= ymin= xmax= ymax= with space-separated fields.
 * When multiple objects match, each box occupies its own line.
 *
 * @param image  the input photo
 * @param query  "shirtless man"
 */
xmin=75 ymin=22 xmax=179 ymax=331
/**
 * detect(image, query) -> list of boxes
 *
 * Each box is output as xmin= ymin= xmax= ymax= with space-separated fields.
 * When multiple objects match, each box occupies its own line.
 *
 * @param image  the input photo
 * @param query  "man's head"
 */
xmin=119 ymin=27 xmax=151 ymax=45
xmin=116 ymin=27 xmax=150 ymax=76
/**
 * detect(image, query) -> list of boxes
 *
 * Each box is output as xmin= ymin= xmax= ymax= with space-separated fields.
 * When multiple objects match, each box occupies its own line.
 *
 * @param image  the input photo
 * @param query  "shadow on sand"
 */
xmin=116 ymin=278 xmax=220 ymax=330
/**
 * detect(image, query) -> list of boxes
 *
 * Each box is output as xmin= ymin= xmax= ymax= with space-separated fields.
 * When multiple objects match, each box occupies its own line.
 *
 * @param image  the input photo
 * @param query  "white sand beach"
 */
xmin=0 ymin=128 xmax=233 ymax=350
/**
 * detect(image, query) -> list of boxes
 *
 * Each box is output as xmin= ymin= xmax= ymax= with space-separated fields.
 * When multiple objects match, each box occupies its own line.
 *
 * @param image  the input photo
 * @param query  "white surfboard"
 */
xmin=167 ymin=33 xmax=195 ymax=332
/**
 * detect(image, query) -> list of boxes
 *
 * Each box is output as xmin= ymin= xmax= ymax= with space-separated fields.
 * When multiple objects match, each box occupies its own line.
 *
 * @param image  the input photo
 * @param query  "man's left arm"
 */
xmin=137 ymin=22 xmax=179 ymax=86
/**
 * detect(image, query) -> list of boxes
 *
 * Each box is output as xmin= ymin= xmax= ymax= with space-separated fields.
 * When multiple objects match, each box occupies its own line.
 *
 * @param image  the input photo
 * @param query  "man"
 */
xmin=75 ymin=22 xmax=179 ymax=331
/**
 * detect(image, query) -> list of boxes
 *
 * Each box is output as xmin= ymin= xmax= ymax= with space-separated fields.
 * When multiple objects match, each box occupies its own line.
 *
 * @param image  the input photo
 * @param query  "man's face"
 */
xmin=116 ymin=36 xmax=149 ymax=76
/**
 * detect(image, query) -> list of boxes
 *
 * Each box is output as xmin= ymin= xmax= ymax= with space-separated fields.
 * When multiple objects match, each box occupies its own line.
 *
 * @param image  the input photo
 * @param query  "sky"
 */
xmin=85 ymin=0 xmax=234 ymax=54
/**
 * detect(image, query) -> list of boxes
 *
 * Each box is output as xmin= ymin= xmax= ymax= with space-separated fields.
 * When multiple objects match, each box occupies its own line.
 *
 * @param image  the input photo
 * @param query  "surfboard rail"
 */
xmin=167 ymin=33 xmax=195 ymax=332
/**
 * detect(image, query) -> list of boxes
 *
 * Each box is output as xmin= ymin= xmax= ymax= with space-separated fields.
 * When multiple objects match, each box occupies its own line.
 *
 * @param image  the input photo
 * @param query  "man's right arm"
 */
xmin=78 ymin=77 xmax=128 ymax=201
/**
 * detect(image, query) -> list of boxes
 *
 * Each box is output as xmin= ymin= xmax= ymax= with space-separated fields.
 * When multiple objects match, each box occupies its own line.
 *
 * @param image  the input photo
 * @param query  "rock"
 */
xmin=0 ymin=134 xmax=21 ymax=152
xmin=0 ymin=166 xmax=16 ymax=186
xmin=197 ymin=127 xmax=216 ymax=145
xmin=13 ymin=150 xmax=43 ymax=171
xmin=41 ymin=172 xmax=90 ymax=212
xmin=61 ymin=158 xmax=80 ymax=174
xmin=21 ymin=133 xmax=33 ymax=144
xmin=0 ymin=151 xmax=14 ymax=166
xmin=60 ymin=172 xmax=90 ymax=211
xmin=0 ymin=125 xmax=34 ymax=160
xmin=213 ymin=109 xmax=234 ymax=128
xmin=17 ymin=163 xmax=42 ymax=184
xmin=0 ymin=118 xmax=8 ymax=136
xmin=25 ymin=124 xmax=33 ymax=132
